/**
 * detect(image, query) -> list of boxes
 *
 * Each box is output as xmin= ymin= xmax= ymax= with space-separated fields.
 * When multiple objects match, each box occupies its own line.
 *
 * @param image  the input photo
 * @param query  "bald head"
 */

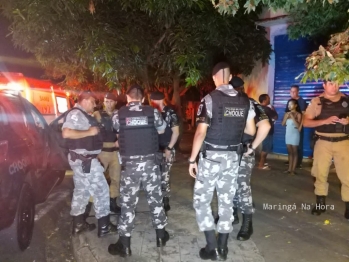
xmin=212 ymin=62 xmax=232 ymax=87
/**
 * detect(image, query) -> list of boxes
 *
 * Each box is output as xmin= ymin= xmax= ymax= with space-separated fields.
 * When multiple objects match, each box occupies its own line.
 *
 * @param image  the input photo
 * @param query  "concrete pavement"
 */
xmin=71 ymin=132 xmax=349 ymax=262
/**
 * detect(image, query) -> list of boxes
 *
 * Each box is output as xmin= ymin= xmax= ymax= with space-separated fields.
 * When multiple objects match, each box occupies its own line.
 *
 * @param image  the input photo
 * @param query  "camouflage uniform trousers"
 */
xmin=69 ymin=155 xmax=110 ymax=219
xmin=98 ymin=150 xmax=121 ymax=198
xmin=193 ymin=150 xmax=239 ymax=233
xmin=233 ymin=154 xmax=255 ymax=214
xmin=160 ymin=149 xmax=175 ymax=198
xmin=118 ymin=156 xmax=168 ymax=237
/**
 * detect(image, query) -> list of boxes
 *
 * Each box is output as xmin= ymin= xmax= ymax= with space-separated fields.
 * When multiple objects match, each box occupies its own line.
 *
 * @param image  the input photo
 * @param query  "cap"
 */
xmin=230 ymin=76 xmax=244 ymax=88
xmin=104 ymin=92 xmax=117 ymax=101
xmin=150 ymin=91 xmax=165 ymax=100
xmin=78 ymin=90 xmax=97 ymax=102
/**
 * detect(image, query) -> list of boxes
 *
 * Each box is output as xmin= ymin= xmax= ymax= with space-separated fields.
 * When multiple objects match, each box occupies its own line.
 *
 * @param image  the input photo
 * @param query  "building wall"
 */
xmin=242 ymin=23 xmax=287 ymax=104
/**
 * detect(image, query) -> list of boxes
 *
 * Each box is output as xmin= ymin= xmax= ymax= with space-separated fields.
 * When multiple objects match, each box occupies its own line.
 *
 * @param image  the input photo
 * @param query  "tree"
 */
xmin=0 ymin=0 xmax=271 ymax=111
xmin=206 ymin=0 xmax=349 ymax=84
xmin=287 ymin=0 xmax=349 ymax=39
xmin=211 ymin=0 xmax=340 ymax=15
xmin=302 ymin=30 xmax=349 ymax=84
xmin=284 ymin=0 xmax=349 ymax=84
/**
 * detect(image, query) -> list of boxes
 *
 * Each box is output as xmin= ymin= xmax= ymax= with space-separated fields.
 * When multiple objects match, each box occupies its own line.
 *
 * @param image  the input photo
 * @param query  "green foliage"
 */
xmin=0 ymin=0 xmax=271 ymax=89
xmin=210 ymin=0 xmax=349 ymax=85
xmin=302 ymin=30 xmax=349 ymax=84
xmin=287 ymin=0 xmax=349 ymax=39
xmin=212 ymin=0 xmax=339 ymax=15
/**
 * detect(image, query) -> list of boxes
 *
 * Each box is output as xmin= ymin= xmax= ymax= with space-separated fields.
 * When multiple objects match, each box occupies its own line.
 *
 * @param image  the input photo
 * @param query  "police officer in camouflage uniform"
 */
xmin=62 ymin=91 xmax=117 ymax=237
xmin=108 ymin=85 xmax=169 ymax=257
xmin=188 ymin=62 xmax=256 ymax=261
xmin=230 ymin=77 xmax=270 ymax=241
xmin=150 ymin=91 xmax=180 ymax=212
xmin=94 ymin=92 xmax=121 ymax=214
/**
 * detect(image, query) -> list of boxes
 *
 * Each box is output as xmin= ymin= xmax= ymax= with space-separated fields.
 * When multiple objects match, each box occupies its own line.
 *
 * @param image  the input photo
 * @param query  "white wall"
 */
xmin=242 ymin=8 xmax=289 ymax=105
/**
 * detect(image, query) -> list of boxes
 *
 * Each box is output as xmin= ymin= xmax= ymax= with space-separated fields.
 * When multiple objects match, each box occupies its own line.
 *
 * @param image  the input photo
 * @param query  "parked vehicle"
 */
xmin=0 ymin=89 xmax=67 ymax=251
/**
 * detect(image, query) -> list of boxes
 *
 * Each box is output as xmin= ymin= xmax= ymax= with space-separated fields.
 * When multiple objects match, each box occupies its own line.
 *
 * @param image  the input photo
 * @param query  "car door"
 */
xmin=19 ymin=98 xmax=62 ymax=202
xmin=0 ymin=97 xmax=31 ymax=229
xmin=17 ymin=96 xmax=49 ymax=170
xmin=0 ymin=103 xmax=11 ymax=228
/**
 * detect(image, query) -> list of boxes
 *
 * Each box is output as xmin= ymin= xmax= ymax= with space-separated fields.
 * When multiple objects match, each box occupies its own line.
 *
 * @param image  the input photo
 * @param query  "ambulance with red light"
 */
xmin=0 ymin=72 xmax=70 ymax=123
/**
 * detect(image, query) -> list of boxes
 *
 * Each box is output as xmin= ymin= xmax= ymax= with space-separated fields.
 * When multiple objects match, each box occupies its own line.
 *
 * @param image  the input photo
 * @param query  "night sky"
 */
xmin=0 ymin=16 xmax=44 ymax=78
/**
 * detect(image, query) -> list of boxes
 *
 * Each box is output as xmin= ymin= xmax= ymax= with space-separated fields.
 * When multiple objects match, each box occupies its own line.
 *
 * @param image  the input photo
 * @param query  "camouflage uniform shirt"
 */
xmin=62 ymin=104 xmax=101 ymax=155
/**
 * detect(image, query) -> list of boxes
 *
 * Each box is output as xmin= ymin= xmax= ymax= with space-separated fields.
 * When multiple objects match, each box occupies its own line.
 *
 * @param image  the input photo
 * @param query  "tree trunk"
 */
xmin=171 ymin=73 xmax=184 ymax=151
xmin=171 ymin=74 xmax=182 ymax=117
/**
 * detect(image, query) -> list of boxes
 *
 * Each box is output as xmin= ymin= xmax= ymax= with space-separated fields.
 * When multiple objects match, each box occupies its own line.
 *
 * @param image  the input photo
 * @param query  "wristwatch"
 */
xmin=249 ymin=144 xmax=256 ymax=151
xmin=188 ymin=158 xmax=196 ymax=164
xmin=166 ymin=146 xmax=173 ymax=151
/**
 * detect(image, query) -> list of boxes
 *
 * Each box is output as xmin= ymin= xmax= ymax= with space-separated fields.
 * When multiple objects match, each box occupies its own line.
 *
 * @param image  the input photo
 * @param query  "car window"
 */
xmin=30 ymin=109 xmax=45 ymax=129
xmin=19 ymin=98 xmax=48 ymax=146
xmin=0 ymin=104 xmax=9 ymax=126
xmin=23 ymin=100 xmax=48 ymax=130
xmin=56 ymin=96 xmax=68 ymax=114
xmin=0 ymin=104 xmax=9 ymax=134
xmin=0 ymin=95 xmax=29 ymax=136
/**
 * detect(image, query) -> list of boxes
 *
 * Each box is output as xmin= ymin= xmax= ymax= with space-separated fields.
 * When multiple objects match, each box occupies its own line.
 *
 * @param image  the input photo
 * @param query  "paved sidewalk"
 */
xmin=71 ymin=132 xmax=349 ymax=262
xmin=72 ymin=154 xmax=265 ymax=262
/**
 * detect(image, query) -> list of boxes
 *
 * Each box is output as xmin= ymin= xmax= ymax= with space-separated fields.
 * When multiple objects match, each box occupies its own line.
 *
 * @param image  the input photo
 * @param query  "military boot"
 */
xmin=156 ymin=229 xmax=170 ymax=247
xmin=217 ymin=233 xmax=229 ymax=260
xmin=82 ymin=202 xmax=96 ymax=229
xmin=110 ymin=198 xmax=121 ymax=214
xmin=199 ymin=230 xmax=224 ymax=261
xmin=232 ymin=207 xmax=239 ymax=225
xmin=72 ymin=214 xmax=96 ymax=236
xmin=345 ymin=202 xmax=349 ymax=219
xmin=163 ymin=197 xmax=171 ymax=212
xmin=108 ymin=236 xmax=132 ymax=257
xmin=311 ymin=195 xmax=327 ymax=216
xmin=98 ymin=215 xmax=117 ymax=238
xmin=237 ymin=214 xmax=253 ymax=241
xmin=83 ymin=202 xmax=93 ymax=220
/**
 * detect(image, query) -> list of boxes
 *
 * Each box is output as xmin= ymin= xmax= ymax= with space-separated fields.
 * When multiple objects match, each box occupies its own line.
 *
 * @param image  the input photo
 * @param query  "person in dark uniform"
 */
xmin=188 ymin=62 xmax=256 ymax=261
xmin=62 ymin=91 xmax=117 ymax=237
xmin=304 ymin=80 xmax=349 ymax=218
xmin=93 ymin=92 xmax=121 ymax=214
xmin=108 ymin=85 xmax=169 ymax=257
xmin=150 ymin=91 xmax=179 ymax=212
xmin=230 ymin=76 xmax=270 ymax=241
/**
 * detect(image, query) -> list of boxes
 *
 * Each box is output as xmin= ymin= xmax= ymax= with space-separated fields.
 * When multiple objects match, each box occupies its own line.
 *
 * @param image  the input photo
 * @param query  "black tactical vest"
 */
xmin=118 ymin=105 xmax=159 ymax=156
xmin=158 ymin=107 xmax=173 ymax=147
xmin=64 ymin=108 xmax=104 ymax=151
xmin=99 ymin=111 xmax=117 ymax=142
xmin=242 ymin=99 xmax=269 ymax=143
xmin=205 ymin=90 xmax=250 ymax=146
xmin=315 ymin=96 xmax=349 ymax=133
